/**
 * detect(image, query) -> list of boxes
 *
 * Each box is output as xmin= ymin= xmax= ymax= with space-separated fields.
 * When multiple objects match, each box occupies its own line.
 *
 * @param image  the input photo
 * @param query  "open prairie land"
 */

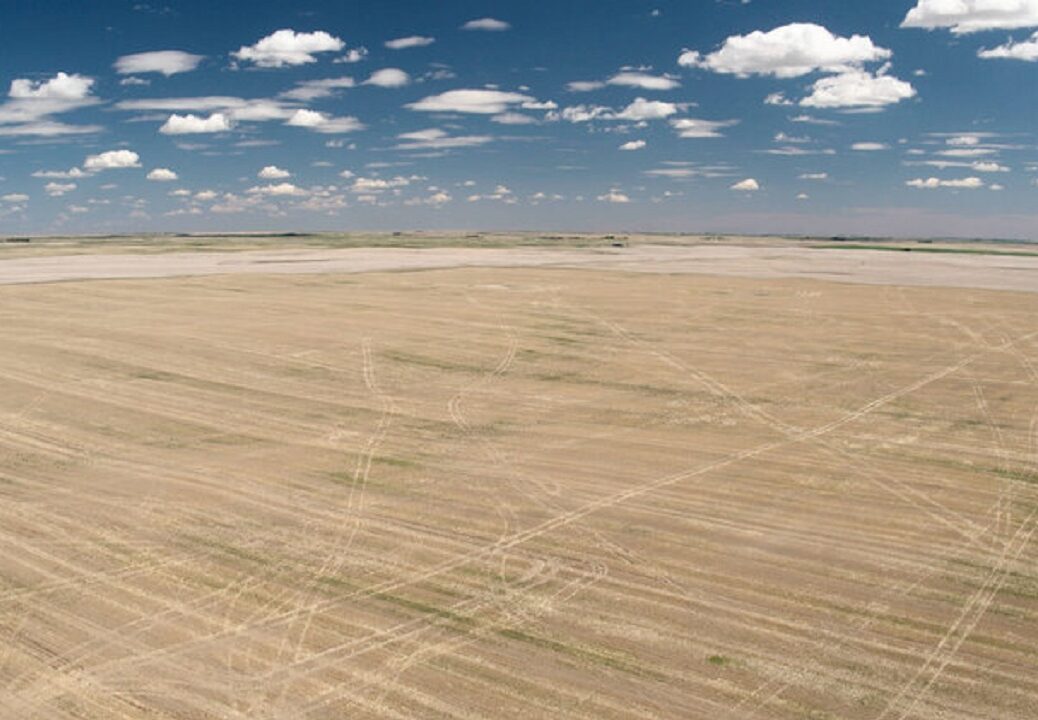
xmin=0 ymin=241 xmax=1037 ymax=719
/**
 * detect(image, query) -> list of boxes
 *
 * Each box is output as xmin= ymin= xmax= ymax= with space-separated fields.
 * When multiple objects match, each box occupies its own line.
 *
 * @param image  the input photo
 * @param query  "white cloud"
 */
xmin=407 ymin=89 xmax=534 ymax=114
xmin=120 ymin=76 xmax=150 ymax=86
xmin=246 ymin=182 xmax=307 ymax=196
xmin=972 ymin=161 xmax=1010 ymax=172
xmin=385 ymin=36 xmax=435 ymax=49
xmin=619 ymin=139 xmax=647 ymax=151
xmin=491 ymin=112 xmax=536 ymax=125
xmin=281 ymin=77 xmax=355 ymax=101
xmin=2 ymin=193 xmax=29 ymax=203
xmin=680 ymin=23 xmax=891 ymax=78
xmin=670 ymin=117 xmax=735 ymax=138
xmin=939 ymin=147 xmax=996 ymax=157
xmin=116 ymin=96 xmax=246 ymax=112
xmin=731 ymin=178 xmax=760 ymax=191
xmin=365 ymin=68 xmax=410 ymax=87
xmin=336 ymin=48 xmax=368 ymax=64
xmin=405 ymin=190 xmax=452 ymax=206
xmin=607 ymin=72 xmax=680 ymax=90
xmin=9 ymin=72 xmax=93 ymax=99
xmin=797 ymin=193 xmax=810 ymax=200
xmin=764 ymin=92 xmax=793 ymax=106
xmin=616 ymin=97 xmax=678 ymax=120
xmin=84 ymin=150 xmax=141 ymax=170
xmin=799 ymin=172 xmax=828 ymax=180
xmin=979 ymin=31 xmax=1038 ymax=60
xmin=394 ymin=128 xmax=493 ymax=149
xmin=801 ymin=70 xmax=916 ymax=109
xmin=114 ymin=50 xmax=204 ymax=76
xmin=160 ymin=112 xmax=233 ymax=134
xmin=258 ymin=165 xmax=291 ymax=179
xmin=567 ymin=80 xmax=606 ymax=92
xmin=906 ymin=176 xmax=985 ymax=189
xmin=0 ymin=121 xmax=102 ymax=136
xmin=597 ymin=189 xmax=631 ymax=203
xmin=146 ymin=168 xmax=178 ymax=181
xmin=45 ymin=182 xmax=76 ymax=196
xmin=233 ymin=29 xmax=345 ymax=68
xmin=555 ymin=104 xmax=613 ymax=122
xmin=350 ymin=176 xmax=414 ymax=193
xmin=32 ymin=167 xmax=88 ymax=179
xmin=791 ymin=114 xmax=840 ymax=126
xmin=461 ymin=18 xmax=511 ymax=31
xmin=0 ymin=72 xmax=100 ymax=136
xmin=285 ymin=109 xmax=363 ymax=133
xmin=902 ymin=0 xmax=1038 ymax=34
xmin=851 ymin=142 xmax=889 ymax=151
xmin=467 ymin=185 xmax=516 ymax=203
xmin=990 ymin=183 xmax=1005 ymax=191
xmin=947 ymin=134 xmax=981 ymax=146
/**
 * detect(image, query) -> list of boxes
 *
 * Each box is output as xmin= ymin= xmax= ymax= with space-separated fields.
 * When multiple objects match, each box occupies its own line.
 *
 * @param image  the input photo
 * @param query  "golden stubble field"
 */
xmin=0 ymin=266 xmax=1036 ymax=719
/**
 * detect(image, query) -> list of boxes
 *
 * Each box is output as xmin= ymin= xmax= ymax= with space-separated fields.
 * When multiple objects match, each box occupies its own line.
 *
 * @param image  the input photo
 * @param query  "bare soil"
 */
xmin=0 ymin=249 xmax=1036 ymax=718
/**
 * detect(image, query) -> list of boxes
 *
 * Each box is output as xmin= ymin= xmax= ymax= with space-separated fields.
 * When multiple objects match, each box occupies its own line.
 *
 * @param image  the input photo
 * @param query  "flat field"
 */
xmin=0 ymin=240 xmax=1036 ymax=719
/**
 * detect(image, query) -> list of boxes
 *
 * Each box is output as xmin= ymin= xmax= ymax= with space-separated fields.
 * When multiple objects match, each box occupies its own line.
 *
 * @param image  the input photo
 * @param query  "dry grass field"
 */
xmin=1 ymin=252 xmax=1037 ymax=718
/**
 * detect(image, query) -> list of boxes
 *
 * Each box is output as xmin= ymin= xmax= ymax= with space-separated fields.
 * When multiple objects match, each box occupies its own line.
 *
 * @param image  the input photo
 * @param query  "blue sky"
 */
xmin=1 ymin=0 xmax=1037 ymax=238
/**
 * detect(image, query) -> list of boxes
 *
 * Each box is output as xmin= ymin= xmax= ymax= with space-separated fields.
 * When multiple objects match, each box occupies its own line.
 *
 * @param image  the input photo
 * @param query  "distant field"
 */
xmin=1 ymin=254 xmax=1037 ymax=718
xmin=2 ymin=231 xmax=1035 ymax=260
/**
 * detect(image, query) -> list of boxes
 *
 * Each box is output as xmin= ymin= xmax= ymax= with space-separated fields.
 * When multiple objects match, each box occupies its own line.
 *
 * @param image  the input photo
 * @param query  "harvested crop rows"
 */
xmin=1 ymin=267 xmax=1036 ymax=719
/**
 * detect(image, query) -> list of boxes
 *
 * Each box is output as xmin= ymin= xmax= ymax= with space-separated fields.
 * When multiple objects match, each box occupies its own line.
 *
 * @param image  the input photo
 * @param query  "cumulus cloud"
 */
xmin=0 ymin=72 xmax=101 ymax=136
xmin=258 ymin=165 xmax=291 ymax=179
xmin=553 ymin=104 xmax=612 ymax=122
xmin=84 ymin=150 xmax=141 ymax=170
xmin=394 ymin=128 xmax=493 ymax=150
xmin=9 ymin=72 xmax=94 ymax=100
xmin=233 ymin=29 xmax=345 ymax=68
xmin=146 ymin=168 xmax=178 ymax=181
xmin=404 ymin=190 xmax=452 ymax=206
xmin=285 ymin=109 xmax=363 ymax=133
xmin=114 ymin=50 xmax=204 ymax=76
xmin=851 ymin=142 xmax=889 ymax=151
xmin=246 ymin=182 xmax=308 ymax=196
xmin=407 ymin=89 xmax=534 ymax=113
xmin=281 ymin=77 xmax=355 ymax=101
xmin=2 ymin=193 xmax=29 ymax=203
xmin=607 ymin=72 xmax=680 ymax=90
xmin=979 ymin=31 xmax=1038 ymax=60
xmin=679 ymin=23 xmax=891 ymax=78
xmin=901 ymin=0 xmax=1038 ymax=34
xmin=801 ymin=70 xmax=916 ymax=109
xmin=159 ymin=112 xmax=233 ymax=134
xmin=32 ymin=167 xmax=88 ymax=179
xmin=906 ymin=176 xmax=985 ymax=189
xmin=45 ymin=182 xmax=76 ymax=196
xmin=461 ymin=18 xmax=511 ymax=31
xmin=365 ymin=68 xmax=410 ymax=87
xmin=670 ymin=117 xmax=736 ymax=138
xmin=385 ymin=36 xmax=435 ymax=49
xmin=350 ymin=175 xmax=414 ymax=193
xmin=616 ymin=97 xmax=678 ymax=120
xmin=764 ymin=92 xmax=793 ymax=106
xmin=619 ymin=139 xmax=647 ymax=150
xmin=336 ymin=48 xmax=368 ymax=64
xmin=799 ymin=172 xmax=829 ymax=180
xmin=597 ymin=189 xmax=631 ymax=203
xmin=731 ymin=178 xmax=760 ymax=191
